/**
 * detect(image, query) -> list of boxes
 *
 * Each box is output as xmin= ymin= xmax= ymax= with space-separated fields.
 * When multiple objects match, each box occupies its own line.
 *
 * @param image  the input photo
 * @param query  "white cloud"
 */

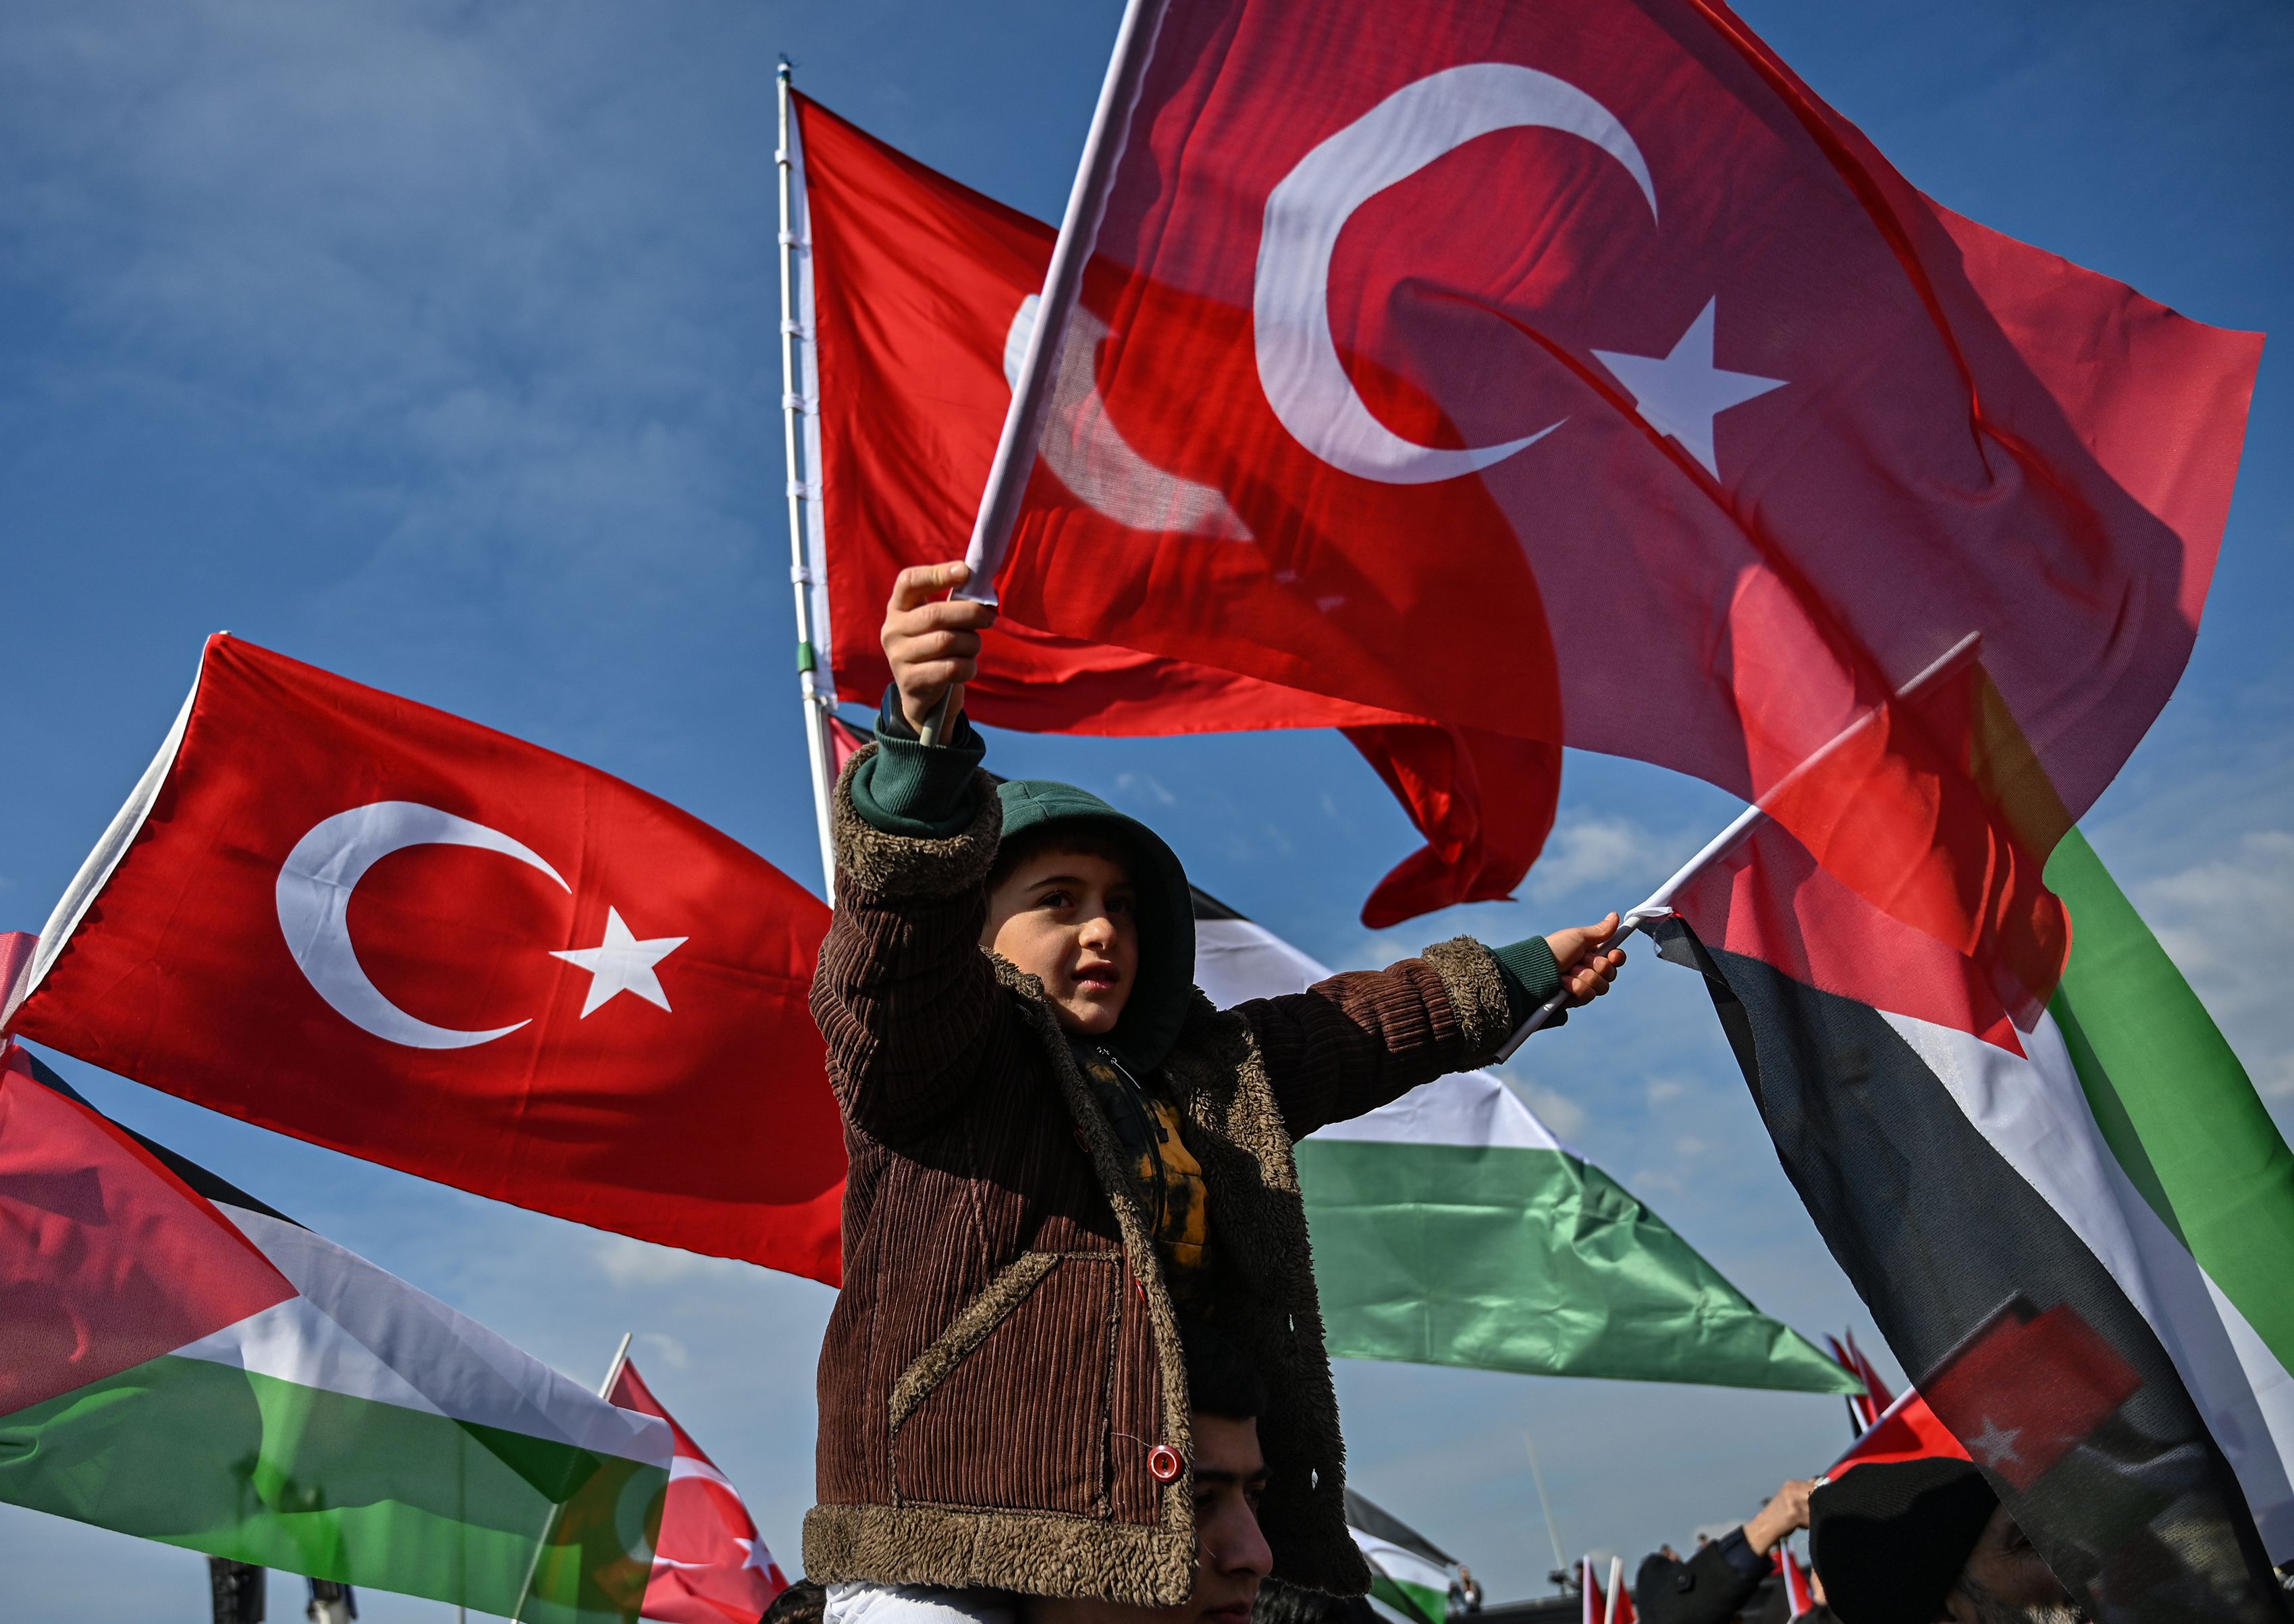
xmin=594 ymin=1233 xmax=744 ymax=1289
xmin=2130 ymin=828 xmax=2294 ymax=1107
xmin=1646 ymin=1077 xmax=1690 ymax=1106
xmin=1510 ymin=1077 xmax=1587 ymax=1141
xmin=637 ymin=1330 xmax=691 ymax=1372
xmin=1115 ymin=770 xmax=1177 ymax=807
xmin=1525 ymin=815 xmax=1692 ymax=904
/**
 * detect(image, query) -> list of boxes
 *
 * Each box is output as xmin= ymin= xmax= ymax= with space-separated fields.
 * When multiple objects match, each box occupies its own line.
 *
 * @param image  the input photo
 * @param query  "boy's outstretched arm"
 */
xmin=811 ymin=562 xmax=1005 ymax=1145
xmin=1239 ymin=916 xmax=1626 ymax=1143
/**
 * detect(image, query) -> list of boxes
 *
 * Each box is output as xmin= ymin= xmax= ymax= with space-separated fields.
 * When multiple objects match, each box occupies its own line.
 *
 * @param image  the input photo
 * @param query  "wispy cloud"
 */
xmin=1525 ymin=815 xmax=1695 ymax=904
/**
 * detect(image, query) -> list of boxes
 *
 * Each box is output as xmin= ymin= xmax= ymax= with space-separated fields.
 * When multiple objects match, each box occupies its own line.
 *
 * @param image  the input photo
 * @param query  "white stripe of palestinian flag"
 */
xmin=0 ymin=1066 xmax=671 ymax=1622
xmin=1190 ymin=894 xmax=1855 ymax=1395
xmin=1350 ymin=1527 xmax=1450 ymax=1624
xmin=1888 ymin=1004 xmax=2294 ymax=1547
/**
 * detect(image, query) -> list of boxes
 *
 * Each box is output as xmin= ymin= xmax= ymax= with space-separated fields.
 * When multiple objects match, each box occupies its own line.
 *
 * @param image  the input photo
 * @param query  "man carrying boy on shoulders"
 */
xmin=806 ymin=562 xmax=1628 ymax=1624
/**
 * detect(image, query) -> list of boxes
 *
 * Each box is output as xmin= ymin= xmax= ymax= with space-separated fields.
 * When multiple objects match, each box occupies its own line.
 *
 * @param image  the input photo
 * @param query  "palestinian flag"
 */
xmin=0 ymin=1041 xmax=672 ymax=1621
xmin=1190 ymin=890 xmax=1856 ymax=1395
xmin=1344 ymin=1488 xmax=1453 ymax=1624
xmin=1657 ymin=823 xmax=2293 ymax=1619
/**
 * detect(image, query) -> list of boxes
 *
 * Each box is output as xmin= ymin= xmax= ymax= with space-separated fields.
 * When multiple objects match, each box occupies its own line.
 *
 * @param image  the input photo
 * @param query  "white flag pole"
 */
xmin=777 ymin=62 xmax=841 ymax=896
xmin=1493 ymin=632 xmax=1983 ymax=1062
xmin=1603 ymin=1556 xmax=1623 ymax=1624
xmin=917 ymin=0 xmax=1169 ymax=746
xmin=1521 ymin=1428 xmax=1569 ymax=1583
xmin=508 ymin=1332 xmax=639 ymax=1622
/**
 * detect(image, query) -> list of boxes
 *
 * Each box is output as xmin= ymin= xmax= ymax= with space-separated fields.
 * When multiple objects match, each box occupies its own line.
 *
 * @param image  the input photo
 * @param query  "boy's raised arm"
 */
xmin=1242 ymin=918 xmax=1626 ymax=1141
xmin=809 ymin=561 xmax=1007 ymax=1145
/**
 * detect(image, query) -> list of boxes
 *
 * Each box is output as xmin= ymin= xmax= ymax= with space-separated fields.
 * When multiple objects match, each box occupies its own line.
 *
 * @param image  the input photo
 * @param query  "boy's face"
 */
xmin=982 ymin=847 xmax=1138 ymax=1036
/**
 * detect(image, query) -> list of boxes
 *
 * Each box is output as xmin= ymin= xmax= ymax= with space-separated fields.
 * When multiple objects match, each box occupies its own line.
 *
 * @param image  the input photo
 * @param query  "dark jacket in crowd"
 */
xmin=1635 ymin=1530 xmax=1773 ymax=1624
xmin=803 ymin=728 xmax=1562 ymax=1608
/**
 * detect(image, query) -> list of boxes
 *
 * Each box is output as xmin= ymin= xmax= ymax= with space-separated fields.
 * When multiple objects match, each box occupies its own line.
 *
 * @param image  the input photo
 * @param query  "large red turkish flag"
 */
xmin=982 ymin=0 xmax=2262 ymax=1008
xmin=791 ymin=90 xmax=1558 ymax=927
xmin=608 ymin=1359 xmax=788 ymax=1624
xmin=4 ymin=637 xmax=843 ymax=1283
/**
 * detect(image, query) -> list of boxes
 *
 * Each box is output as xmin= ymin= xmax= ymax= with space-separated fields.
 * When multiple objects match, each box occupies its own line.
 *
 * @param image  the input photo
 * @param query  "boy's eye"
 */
xmin=1036 ymin=889 xmax=1071 ymax=909
xmin=1110 ymin=895 xmax=1136 ymax=915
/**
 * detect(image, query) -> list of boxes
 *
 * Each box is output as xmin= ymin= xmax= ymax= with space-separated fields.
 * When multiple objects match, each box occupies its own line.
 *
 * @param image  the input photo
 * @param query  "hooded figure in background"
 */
xmin=1809 ymin=1457 xmax=2087 ymax=1624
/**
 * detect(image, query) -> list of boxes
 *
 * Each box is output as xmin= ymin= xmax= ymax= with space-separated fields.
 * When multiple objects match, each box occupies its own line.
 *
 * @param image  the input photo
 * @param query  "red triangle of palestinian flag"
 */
xmin=0 ymin=1040 xmax=294 ymax=1415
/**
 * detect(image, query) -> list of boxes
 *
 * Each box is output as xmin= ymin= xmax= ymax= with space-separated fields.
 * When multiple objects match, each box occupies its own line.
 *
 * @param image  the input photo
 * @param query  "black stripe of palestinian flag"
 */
xmin=1655 ymin=824 xmax=2291 ymax=1622
xmin=1190 ymin=888 xmax=1856 ymax=1395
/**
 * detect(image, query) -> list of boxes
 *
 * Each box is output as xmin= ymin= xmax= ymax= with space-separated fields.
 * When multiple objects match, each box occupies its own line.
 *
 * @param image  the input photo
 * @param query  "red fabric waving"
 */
xmin=795 ymin=91 xmax=1558 ymax=926
xmin=12 ymin=637 xmax=844 ymax=1284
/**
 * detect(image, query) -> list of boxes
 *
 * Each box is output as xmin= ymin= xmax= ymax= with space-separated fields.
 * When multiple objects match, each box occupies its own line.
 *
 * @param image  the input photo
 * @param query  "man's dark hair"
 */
xmin=1254 ymin=1578 xmax=1381 ymax=1624
xmin=1183 ymin=1316 xmax=1267 ymax=1421
xmin=764 ymin=1581 xmax=825 ymax=1624
xmin=986 ymin=823 xmax=1136 ymax=895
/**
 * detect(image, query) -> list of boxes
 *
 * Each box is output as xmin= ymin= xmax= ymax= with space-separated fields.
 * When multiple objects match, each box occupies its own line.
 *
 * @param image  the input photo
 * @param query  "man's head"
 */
xmin=1024 ymin=1322 xmax=1273 ymax=1624
xmin=984 ymin=825 xmax=1139 ymax=1036
xmin=1809 ymin=1458 xmax=2085 ymax=1624
xmin=1941 ymin=1501 xmax=2085 ymax=1624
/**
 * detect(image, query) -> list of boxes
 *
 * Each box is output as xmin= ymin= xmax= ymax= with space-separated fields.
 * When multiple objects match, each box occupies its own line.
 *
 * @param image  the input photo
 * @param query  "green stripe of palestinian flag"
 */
xmin=2039 ymin=828 xmax=2294 ymax=1546
xmin=1190 ymin=894 xmax=1856 ymax=1395
xmin=0 ymin=1056 xmax=671 ymax=1621
xmin=1345 ymin=1489 xmax=1453 ymax=1624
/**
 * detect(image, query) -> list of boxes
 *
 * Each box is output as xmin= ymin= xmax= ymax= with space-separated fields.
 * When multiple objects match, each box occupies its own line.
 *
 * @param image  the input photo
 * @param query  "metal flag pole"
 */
xmin=508 ymin=1332 xmax=639 ymax=1622
xmin=777 ymin=61 xmax=841 ymax=896
xmin=1493 ymin=631 xmax=1984 ymax=1062
xmin=917 ymin=0 xmax=1168 ymax=747
xmin=1520 ymin=1427 xmax=1568 ymax=1584
xmin=1603 ymin=1556 xmax=1624 ymax=1624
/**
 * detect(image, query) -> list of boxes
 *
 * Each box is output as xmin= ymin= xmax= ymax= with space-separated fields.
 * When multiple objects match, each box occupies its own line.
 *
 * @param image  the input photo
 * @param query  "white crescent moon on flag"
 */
xmin=1253 ymin=62 xmax=1659 ymax=485
xmin=1004 ymin=294 xmax=1252 ymax=540
xmin=275 ymin=801 xmax=570 ymax=1050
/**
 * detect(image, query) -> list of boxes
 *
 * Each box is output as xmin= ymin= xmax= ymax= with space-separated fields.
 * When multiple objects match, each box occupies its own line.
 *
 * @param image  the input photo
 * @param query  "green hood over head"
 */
xmin=994 ymin=779 xmax=1196 ymax=1073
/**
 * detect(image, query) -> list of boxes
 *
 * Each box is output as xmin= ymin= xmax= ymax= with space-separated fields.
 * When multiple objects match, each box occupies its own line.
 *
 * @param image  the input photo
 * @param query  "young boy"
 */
xmin=807 ymin=564 xmax=1625 ymax=1620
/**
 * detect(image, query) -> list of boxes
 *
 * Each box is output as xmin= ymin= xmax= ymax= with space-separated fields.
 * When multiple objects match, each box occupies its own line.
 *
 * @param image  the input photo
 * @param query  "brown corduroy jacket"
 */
xmin=802 ymin=758 xmax=1517 ymax=1606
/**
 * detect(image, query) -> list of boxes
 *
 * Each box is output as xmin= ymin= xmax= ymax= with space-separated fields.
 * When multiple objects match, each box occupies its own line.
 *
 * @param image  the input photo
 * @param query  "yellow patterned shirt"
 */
xmin=1075 ymin=1044 xmax=1214 ymax=1313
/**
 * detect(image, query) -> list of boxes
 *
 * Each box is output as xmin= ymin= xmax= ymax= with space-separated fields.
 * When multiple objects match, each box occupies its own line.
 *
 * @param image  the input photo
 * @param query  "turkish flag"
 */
xmin=792 ymin=90 xmax=1558 ymax=926
xmin=610 ymin=1359 xmax=788 ymax=1624
xmin=5 ymin=636 xmax=844 ymax=1283
xmin=984 ymin=0 xmax=2261 ymax=1007
xmin=1828 ymin=1386 xmax=1973 ymax=1478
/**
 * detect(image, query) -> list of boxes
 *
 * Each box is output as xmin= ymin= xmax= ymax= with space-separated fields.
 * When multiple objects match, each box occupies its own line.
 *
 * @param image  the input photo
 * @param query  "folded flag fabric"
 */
xmin=786 ymin=87 xmax=1560 ymax=927
xmin=607 ymin=1359 xmax=787 ymax=1624
xmin=1345 ymin=1488 xmax=1454 ymax=1624
xmin=1825 ymin=1386 xmax=1971 ymax=1478
xmin=1778 ymin=1542 xmax=1814 ymax=1617
xmin=1190 ymin=888 xmax=1855 ymax=1395
xmin=1656 ymin=819 xmax=2293 ymax=1617
xmin=0 ymin=1041 xmax=672 ymax=1621
xmin=4 ymin=633 xmax=844 ymax=1282
xmin=985 ymin=0 xmax=2262 ymax=1010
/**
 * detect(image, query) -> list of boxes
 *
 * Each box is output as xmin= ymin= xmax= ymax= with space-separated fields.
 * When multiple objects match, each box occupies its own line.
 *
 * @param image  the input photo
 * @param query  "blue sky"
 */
xmin=1 ymin=1 xmax=2287 ymax=1615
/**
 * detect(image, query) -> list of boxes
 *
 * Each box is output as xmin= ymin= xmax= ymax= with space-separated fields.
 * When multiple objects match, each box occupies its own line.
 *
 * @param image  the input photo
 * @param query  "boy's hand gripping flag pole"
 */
xmin=1495 ymin=632 xmax=1985 ymax=1062
xmin=919 ymin=0 xmax=1168 ymax=747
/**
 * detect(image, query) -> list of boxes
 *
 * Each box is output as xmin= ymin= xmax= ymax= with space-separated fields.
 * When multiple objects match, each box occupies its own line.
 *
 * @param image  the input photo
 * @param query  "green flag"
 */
xmin=1192 ymin=891 xmax=1857 ymax=1395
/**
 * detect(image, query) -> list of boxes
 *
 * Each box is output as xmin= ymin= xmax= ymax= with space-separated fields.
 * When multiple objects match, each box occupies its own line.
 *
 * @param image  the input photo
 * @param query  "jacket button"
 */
xmin=1148 ymin=1445 xmax=1184 ymax=1483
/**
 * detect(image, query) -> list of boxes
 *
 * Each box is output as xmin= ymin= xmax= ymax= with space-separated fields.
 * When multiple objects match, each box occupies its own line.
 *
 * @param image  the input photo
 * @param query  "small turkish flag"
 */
xmin=5 ymin=635 xmax=843 ymax=1282
xmin=792 ymin=90 xmax=1557 ymax=927
xmin=610 ymin=1359 xmax=788 ymax=1624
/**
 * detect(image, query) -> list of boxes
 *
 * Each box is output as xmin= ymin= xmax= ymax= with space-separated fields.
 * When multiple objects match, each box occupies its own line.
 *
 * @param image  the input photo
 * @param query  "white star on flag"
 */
xmin=1593 ymin=297 xmax=1786 ymax=479
xmin=737 ymin=1538 xmax=772 ymax=1574
xmin=552 ymin=907 xmax=687 ymax=1017
xmin=1967 ymin=1415 xmax=2025 ymax=1469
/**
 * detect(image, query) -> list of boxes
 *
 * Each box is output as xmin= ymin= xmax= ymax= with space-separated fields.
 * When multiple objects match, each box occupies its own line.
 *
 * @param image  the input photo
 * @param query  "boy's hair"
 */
xmin=986 ymin=823 xmax=1137 ymax=896
xmin=1181 ymin=1316 xmax=1267 ymax=1422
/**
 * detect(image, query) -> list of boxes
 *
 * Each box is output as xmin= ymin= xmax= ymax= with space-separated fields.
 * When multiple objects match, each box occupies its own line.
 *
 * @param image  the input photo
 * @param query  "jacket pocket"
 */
xmin=890 ymin=1250 xmax=1122 ymax=1516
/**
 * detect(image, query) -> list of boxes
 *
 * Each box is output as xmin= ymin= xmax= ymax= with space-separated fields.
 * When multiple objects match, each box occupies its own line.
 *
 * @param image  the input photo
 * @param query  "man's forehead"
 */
xmin=1192 ymin=1413 xmax=1266 ymax=1478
